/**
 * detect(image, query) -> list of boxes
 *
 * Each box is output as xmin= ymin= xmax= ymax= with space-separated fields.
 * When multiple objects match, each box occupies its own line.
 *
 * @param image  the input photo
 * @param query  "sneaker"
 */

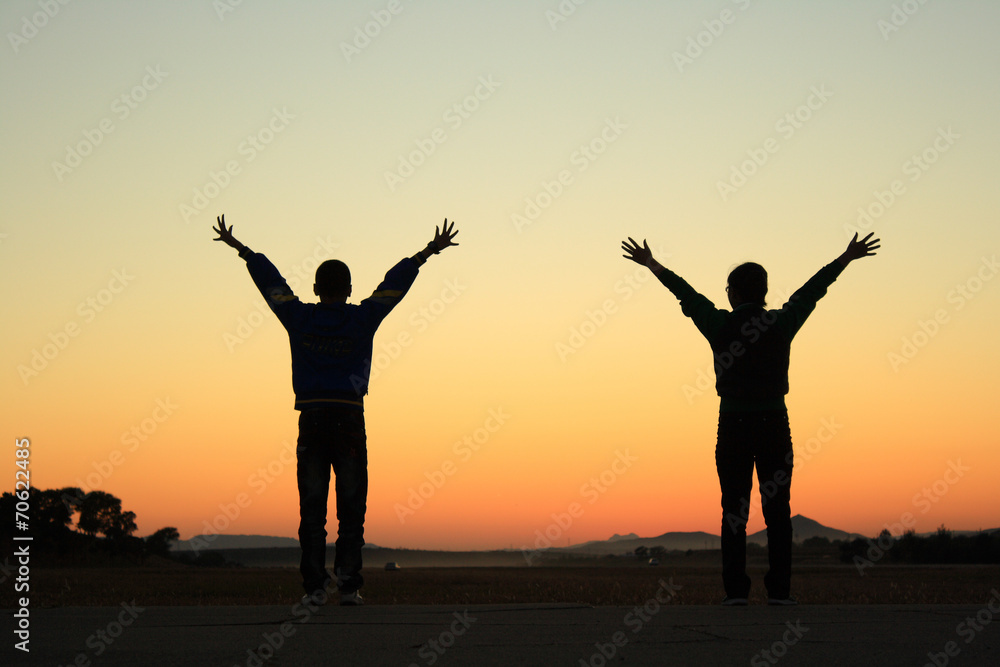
xmin=301 ymin=589 xmax=330 ymax=607
xmin=340 ymin=590 xmax=364 ymax=606
xmin=768 ymin=596 xmax=798 ymax=606
xmin=722 ymin=596 xmax=748 ymax=606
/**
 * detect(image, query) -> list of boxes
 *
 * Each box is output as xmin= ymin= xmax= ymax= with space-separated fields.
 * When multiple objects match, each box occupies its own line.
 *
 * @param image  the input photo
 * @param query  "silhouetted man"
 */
xmin=621 ymin=232 xmax=879 ymax=605
xmin=214 ymin=215 xmax=459 ymax=605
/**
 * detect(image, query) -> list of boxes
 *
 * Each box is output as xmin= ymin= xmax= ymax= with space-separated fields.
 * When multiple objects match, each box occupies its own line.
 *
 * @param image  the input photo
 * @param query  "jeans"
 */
xmin=715 ymin=410 xmax=793 ymax=599
xmin=296 ymin=406 xmax=368 ymax=595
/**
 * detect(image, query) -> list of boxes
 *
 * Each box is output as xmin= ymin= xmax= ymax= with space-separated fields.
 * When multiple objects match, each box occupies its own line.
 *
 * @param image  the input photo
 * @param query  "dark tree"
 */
xmin=1 ymin=488 xmax=77 ymax=542
xmin=144 ymin=526 xmax=180 ymax=557
xmin=77 ymin=491 xmax=136 ymax=539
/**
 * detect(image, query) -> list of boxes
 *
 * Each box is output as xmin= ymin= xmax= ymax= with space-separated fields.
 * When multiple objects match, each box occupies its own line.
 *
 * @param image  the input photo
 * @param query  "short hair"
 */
xmin=315 ymin=260 xmax=351 ymax=297
xmin=727 ymin=262 xmax=767 ymax=307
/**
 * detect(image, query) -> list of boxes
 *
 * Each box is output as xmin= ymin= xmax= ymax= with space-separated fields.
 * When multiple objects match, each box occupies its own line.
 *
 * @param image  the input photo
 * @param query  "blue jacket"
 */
xmin=240 ymin=248 xmax=420 ymax=410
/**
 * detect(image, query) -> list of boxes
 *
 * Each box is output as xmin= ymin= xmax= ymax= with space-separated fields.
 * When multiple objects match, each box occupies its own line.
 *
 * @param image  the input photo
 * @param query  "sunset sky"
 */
xmin=3 ymin=0 xmax=999 ymax=551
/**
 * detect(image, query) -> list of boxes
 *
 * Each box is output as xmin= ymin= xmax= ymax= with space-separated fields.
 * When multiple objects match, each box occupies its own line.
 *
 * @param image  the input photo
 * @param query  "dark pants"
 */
xmin=296 ymin=406 xmax=368 ymax=595
xmin=715 ymin=410 xmax=793 ymax=599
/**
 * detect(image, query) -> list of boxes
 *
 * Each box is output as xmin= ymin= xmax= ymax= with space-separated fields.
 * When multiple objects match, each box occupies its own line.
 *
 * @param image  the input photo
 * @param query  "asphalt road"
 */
xmin=4 ymin=601 xmax=1000 ymax=666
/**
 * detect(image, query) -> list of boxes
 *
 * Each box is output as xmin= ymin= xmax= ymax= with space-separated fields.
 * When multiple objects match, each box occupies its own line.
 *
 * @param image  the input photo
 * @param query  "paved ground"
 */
xmin=4 ymin=603 xmax=999 ymax=666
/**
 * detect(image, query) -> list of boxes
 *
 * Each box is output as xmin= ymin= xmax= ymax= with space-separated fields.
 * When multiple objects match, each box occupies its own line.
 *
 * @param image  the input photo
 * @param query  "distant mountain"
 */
xmin=563 ymin=530 xmax=721 ymax=555
xmin=170 ymin=520 xmax=995 ymax=556
xmin=170 ymin=516 xmax=856 ymax=554
xmin=608 ymin=533 xmax=640 ymax=542
xmin=554 ymin=515 xmax=863 ymax=556
xmin=748 ymin=514 xmax=864 ymax=545
xmin=174 ymin=534 xmax=300 ymax=551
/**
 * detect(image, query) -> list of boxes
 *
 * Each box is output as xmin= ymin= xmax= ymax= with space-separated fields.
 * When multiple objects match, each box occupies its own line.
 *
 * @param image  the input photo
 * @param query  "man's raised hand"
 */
xmin=839 ymin=232 xmax=881 ymax=266
xmin=431 ymin=219 xmax=460 ymax=253
xmin=213 ymin=214 xmax=245 ymax=252
xmin=622 ymin=237 xmax=653 ymax=266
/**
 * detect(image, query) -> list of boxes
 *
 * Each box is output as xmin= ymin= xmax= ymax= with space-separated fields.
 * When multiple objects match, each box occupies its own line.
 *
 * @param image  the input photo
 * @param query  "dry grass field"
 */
xmin=15 ymin=560 xmax=999 ymax=608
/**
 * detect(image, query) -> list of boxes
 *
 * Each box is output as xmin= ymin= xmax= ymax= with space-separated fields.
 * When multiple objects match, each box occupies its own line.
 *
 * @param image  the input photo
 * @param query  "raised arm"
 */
xmin=213 ymin=214 xmax=303 ymax=326
xmin=772 ymin=233 xmax=882 ymax=339
xmin=357 ymin=219 xmax=460 ymax=328
xmin=621 ymin=236 xmax=726 ymax=339
xmin=213 ymin=214 xmax=248 ymax=254
xmin=621 ymin=237 xmax=665 ymax=273
xmin=837 ymin=232 xmax=880 ymax=267
xmin=412 ymin=218 xmax=459 ymax=265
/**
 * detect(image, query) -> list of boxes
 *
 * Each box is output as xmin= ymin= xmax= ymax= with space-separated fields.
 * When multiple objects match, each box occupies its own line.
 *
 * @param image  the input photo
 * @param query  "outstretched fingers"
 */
xmin=434 ymin=218 xmax=459 ymax=250
xmin=621 ymin=237 xmax=652 ymax=263
xmin=213 ymin=214 xmax=232 ymax=240
xmin=444 ymin=218 xmax=459 ymax=244
xmin=861 ymin=233 xmax=881 ymax=256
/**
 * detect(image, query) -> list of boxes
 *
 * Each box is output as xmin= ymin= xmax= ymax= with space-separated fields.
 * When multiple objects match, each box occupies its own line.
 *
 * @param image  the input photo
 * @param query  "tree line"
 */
xmin=838 ymin=526 xmax=1000 ymax=565
xmin=0 ymin=487 xmax=178 ymax=564
xmin=627 ymin=530 xmax=1000 ymax=565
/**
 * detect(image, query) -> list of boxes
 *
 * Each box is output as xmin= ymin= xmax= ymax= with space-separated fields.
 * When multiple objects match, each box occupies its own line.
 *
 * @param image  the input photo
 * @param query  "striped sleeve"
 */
xmin=358 ymin=258 xmax=420 ymax=327
xmin=243 ymin=250 xmax=303 ymax=325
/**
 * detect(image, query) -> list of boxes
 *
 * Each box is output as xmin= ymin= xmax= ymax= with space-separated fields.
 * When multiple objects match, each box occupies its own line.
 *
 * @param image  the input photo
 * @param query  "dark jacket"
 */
xmin=240 ymin=248 xmax=420 ymax=410
xmin=654 ymin=261 xmax=844 ymax=411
